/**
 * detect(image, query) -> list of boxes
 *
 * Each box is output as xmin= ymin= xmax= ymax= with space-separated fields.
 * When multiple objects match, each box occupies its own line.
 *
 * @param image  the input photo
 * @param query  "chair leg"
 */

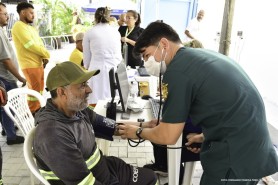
xmin=182 ymin=161 xmax=196 ymax=185
xmin=30 ymin=171 xmax=35 ymax=185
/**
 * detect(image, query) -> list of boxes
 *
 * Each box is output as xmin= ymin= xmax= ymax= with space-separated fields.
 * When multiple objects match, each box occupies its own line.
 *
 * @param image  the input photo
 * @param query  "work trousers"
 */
xmin=22 ymin=67 xmax=44 ymax=113
xmin=104 ymin=156 xmax=158 ymax=185
xmin=0 ymin=147 xmax=2 ymax=175
xmin=0 ymin=77 xmax=17 ymax=140
xmin=47 ymin=156 xmax=158 ymax=185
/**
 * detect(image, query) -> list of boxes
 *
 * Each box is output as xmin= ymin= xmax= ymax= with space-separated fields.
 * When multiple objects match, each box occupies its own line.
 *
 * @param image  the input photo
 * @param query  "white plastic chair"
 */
xmin=182 ymin=161 xmax=196 ymax=185
xmin=3 ymin=88 xmax=46 ymax=136
xmin=24 ymin=127 xmax=50 ymax=185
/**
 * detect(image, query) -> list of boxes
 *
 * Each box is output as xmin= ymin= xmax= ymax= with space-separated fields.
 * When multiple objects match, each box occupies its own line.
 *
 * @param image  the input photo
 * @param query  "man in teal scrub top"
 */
xmin=118 ymin=22 xmax=278 ymax=185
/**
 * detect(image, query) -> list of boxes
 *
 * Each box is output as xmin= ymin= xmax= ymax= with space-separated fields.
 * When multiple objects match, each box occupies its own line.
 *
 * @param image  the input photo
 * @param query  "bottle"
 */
xmin=129 ymin=81 xmax=139 ymax=101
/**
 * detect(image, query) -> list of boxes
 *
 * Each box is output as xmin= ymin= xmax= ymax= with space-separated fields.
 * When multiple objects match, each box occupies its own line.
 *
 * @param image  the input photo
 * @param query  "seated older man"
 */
xmin=33 ymin=62 xmax=158 ymax=185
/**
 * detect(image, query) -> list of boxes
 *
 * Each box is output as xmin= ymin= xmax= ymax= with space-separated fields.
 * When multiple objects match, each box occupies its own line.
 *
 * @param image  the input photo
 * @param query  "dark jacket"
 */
xmin=33 ymin=99 xmax=117 ymax=185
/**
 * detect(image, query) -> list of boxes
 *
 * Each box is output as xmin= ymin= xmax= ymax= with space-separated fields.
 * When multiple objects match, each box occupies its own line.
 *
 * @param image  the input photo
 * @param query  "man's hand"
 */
xmin=42 ymin=59 xmax=49 ymax=68
xmin=0 ymin=86 xmax=8 ymax=106
xmin=114 ymin=123 xmax=124 ymax=136
xmin=121 ymin=37 xmax=129 ymax=43
xmin=118 ymin=124 xmax=139 ymax=139
xmin=185 ymin=133 xmax=204 ymax=153
xmin=19 ymin=77 xmax=27 ymax=87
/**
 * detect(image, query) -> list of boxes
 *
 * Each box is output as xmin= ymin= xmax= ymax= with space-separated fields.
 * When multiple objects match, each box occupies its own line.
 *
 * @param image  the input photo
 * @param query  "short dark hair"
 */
xmin=16 ymin=2 xmax=34 ymax=14
xmin=133 ymin=22 xmax=182 ymax=55
xmin=50 ymin=89 xmax=58 ymax=99
xmin=95 ymin=7 xmax=110 ymax=24
xmin=0 ymin=3 xmax=6 ymax=8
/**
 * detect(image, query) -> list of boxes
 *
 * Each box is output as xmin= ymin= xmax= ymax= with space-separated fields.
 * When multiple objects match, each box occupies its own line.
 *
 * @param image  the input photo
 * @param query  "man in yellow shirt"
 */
xmin=69 ymin=32 xmax=84 ymax=68
xmin=12 ymin=2 xmax=50 ymax=113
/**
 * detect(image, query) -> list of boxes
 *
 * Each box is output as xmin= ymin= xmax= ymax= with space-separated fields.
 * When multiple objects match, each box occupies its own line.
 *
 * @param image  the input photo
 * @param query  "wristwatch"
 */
xmin=136 ymin=127 xmax=143 ymax=139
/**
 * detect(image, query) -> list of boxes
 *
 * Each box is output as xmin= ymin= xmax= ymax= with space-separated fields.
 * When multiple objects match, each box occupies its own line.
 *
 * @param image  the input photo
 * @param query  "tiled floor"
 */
xmin=1 ymin=42 xmax=277 ymax=185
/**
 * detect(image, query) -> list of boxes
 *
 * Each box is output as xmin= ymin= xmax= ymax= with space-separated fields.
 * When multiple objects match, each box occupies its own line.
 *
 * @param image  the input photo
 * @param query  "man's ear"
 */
xmin=160 ymin=38 xmax=169 ymax=50
xmin=21 ymin=10 xmax=26 ymax=16
xmin=56 ymin=87 xmax=66 ymax=97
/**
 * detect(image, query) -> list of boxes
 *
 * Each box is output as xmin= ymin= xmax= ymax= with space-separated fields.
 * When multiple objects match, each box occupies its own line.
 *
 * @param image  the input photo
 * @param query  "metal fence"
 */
xmin=40 ymin=35 xmax=73 ymax=50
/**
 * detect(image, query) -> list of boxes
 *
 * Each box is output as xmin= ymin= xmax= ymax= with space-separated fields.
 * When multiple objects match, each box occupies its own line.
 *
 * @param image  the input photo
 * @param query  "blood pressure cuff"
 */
xmin=93 ymin=114 xmax=116 ymax=141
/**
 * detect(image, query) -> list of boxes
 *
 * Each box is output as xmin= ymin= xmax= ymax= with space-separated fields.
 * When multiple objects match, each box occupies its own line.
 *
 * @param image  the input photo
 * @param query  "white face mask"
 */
xmin=145 ymin=56 xmax=161 ymax=76
xmin=144 ymin=45 xmax=167 ymax=77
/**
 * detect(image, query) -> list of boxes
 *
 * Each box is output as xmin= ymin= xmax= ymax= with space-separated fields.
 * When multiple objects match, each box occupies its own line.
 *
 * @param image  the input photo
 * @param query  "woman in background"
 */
xmin=118 ymin=10 xmax=144 ymax=69
xmin=83 ymin=7 xmax=122 ymax=106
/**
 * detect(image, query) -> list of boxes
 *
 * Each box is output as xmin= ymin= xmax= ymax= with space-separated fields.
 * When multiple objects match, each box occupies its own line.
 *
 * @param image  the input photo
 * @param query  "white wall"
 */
xmin=197 ymin=0 xmax=225 ymax=50
xmin=199 ymin=0 xmax=278 ymax=127
xmin=140 ymin=0 xmax=158 ymax=28
xmin=231 ymin=0 xmax=278 ymax=104
xmin=140 ymin=0 xmax=196 ymax=40
xmin=158 ymin=0 xmax=190 ymax=40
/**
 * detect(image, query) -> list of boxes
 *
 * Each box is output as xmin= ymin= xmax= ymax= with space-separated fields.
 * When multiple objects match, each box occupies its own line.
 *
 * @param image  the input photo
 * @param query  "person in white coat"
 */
xmin=83 ymin=7 xmax=122 ymax=106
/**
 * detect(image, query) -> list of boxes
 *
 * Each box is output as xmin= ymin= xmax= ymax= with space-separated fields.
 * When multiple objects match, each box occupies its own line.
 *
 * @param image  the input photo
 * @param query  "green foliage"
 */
xmin=34 ymin=0 xmax=74 ymax=36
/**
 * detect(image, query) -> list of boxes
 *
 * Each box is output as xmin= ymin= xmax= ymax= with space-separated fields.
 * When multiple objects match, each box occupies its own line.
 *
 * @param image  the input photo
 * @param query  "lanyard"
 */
xmin=125 ymin=27 xmax=134 ymax=37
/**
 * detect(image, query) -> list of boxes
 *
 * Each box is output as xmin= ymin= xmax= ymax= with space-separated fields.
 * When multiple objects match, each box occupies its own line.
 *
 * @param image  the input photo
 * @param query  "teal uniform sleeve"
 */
xmin=162 ymin=70 xmax=192 ymax=123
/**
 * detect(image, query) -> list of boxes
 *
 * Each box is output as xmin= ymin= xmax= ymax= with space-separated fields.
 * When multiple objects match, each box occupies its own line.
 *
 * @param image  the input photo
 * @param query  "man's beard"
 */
xmin=3 ymin=20 xmax=8 ymax=26
xmin=25 ymin=17 xmax=33 ymax=24
xmin=66 ymin=91 xmax=88 ymax=112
